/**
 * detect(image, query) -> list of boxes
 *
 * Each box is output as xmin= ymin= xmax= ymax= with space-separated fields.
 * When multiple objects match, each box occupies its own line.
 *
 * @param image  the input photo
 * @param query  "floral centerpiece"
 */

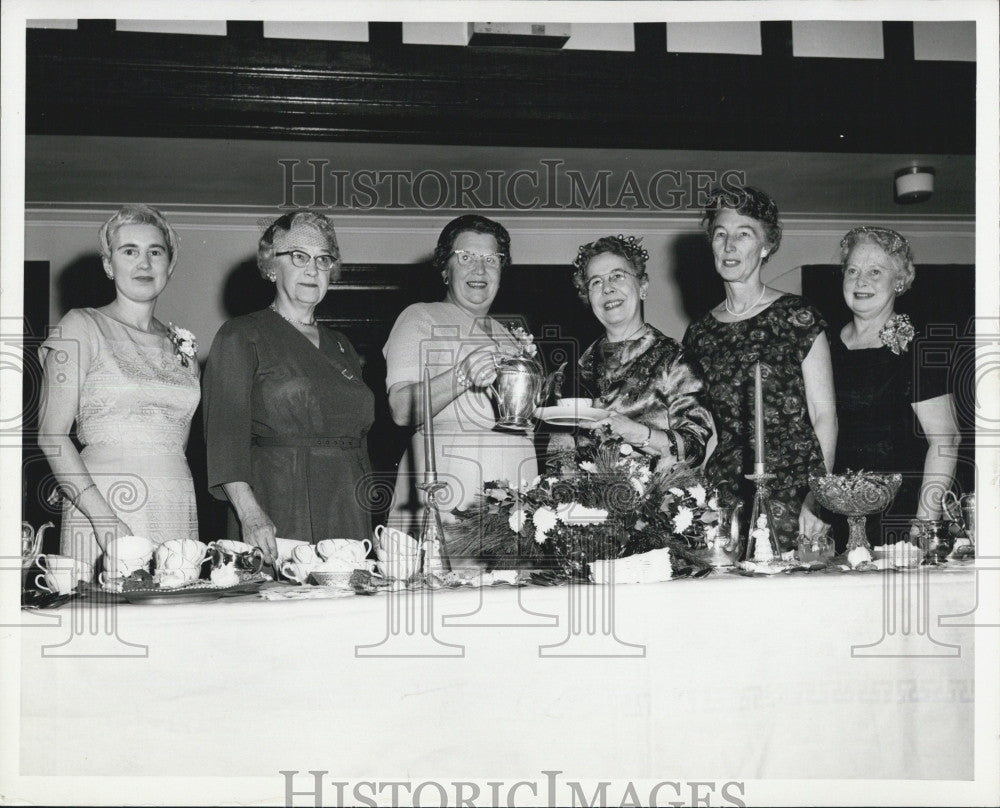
xmin=448 ymin=427 xmax=717 ymax=579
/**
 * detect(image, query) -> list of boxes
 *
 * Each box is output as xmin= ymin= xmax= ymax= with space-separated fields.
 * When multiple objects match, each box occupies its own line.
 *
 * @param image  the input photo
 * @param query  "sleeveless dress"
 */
xmin=39 ymin=308 xmax=200 ymax=567
xmin=683 ymin=295 xmax=827 ymax=549
xmin=829 ymin=326 xmax=949 ymax=547
xmin=383 ymin=301 xmax=538 ymax=536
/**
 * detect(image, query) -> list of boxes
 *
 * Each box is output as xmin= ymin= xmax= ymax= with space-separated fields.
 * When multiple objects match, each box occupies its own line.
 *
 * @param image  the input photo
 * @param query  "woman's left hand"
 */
xmin=591 ymin=413 xmax=649 ymax=447
xmin=798 ymin=492 xmax=828 ymax=538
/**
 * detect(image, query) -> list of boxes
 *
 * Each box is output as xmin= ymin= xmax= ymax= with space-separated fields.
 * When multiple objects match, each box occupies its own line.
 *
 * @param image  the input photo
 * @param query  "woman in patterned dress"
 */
xmin=550 ymin=234 xmax=713 ymax=469
xmin=38 ymin=204 xmax=200 ymax=569
xmin=683 ymin=187 xmax=837 ymax=549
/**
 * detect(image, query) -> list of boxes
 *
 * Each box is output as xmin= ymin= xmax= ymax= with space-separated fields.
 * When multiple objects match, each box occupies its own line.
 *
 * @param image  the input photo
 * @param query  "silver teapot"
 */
xmin=489 ymin=356 xmax=565 ymax=431
xmin=22 ymin=521 xmax=54 ymax=566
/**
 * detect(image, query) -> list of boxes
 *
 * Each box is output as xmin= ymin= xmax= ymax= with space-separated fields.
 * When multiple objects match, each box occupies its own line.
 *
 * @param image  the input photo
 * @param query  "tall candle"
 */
xmin=753 ymin=361 xmax=765 ymax=474
xmin=423 ymin=367 xmax=437 ymax=483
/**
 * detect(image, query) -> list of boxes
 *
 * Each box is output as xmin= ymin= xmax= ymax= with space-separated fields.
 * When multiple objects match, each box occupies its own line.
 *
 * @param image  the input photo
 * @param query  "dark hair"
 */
xmin=571 ymin=235 xmax=649 ymax=303
xmin=257 ymin=211 xmax=342 ymax=280
xmin=701 ymin=186 xmax=782 ymax=261
xmin=433 ymin=215 xmax=511 ymax=271
xmin=839 ymin=226 xmax=916 ymax=295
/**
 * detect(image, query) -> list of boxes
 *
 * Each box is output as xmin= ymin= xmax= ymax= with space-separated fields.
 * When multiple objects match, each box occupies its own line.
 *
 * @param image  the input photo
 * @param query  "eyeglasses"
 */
xmin=275 ymin=250 xmax=338 ymax=271
xmin=586 ymin=269 xmax=637 ymax=292
xmin=451 ymin=250 xmax=504 ymax=269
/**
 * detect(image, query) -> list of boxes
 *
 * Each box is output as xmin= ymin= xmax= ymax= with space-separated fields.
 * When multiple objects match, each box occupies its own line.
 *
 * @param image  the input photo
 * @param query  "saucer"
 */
xmin=534 ymin=406 xmax=610 ymax=426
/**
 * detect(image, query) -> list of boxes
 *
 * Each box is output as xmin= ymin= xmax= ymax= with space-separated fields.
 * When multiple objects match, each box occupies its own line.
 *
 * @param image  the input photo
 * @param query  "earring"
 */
xmin=640 ymin=292 xmax=647 ymax=300
xmin=894 ymin=284 xmax=903 ymax=293
xmin=267 ymin=273 xmax=276 ymax=282
xmin=105 ymin=270 xmax=114 ymax=280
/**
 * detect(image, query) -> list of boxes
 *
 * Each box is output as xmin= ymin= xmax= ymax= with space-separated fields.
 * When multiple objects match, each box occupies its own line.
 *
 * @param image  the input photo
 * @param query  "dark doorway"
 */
xmin=22 ymin=261 xmax=60 ymax=552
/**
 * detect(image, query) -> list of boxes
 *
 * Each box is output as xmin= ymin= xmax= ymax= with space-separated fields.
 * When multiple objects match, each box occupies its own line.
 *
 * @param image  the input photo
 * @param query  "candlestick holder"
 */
xmin=417 ymin=479 xmax=451 ymax=576
xmin=743 ymin=469 xmax=783 ymax=562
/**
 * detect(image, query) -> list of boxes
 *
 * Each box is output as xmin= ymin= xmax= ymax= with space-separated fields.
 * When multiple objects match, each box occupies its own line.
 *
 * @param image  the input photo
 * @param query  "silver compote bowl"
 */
xmin=809 ymin=472 xmax=902 ymax=552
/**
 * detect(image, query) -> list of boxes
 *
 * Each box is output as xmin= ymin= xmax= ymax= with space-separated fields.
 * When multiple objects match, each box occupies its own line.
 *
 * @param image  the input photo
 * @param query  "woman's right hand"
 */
xmin=241 ymin=516 xmax=278 ymax=565
xmin=457 ymin=345 xmax=512 ymax=388
xmin=93 ymin=517 xmax=134 ymax=554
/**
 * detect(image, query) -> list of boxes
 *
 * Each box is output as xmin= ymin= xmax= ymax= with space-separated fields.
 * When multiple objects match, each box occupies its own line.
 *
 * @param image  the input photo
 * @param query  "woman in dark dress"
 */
xmin=683 ymin=187 xmax=837 ymax=549
xmin=203 ymin=212 xmax=375 ymax=564
xmin=830 ymin=226 xmax=960 ymax=546
xmin=550 ymin=234 xmax=713 ymax=467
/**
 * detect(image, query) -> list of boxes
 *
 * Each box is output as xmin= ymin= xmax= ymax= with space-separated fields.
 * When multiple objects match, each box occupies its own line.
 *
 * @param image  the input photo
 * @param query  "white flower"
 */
xmin=556 ymin=502 xmax=608 ymax=524
xmin=707 ymin=494 xmax=719 ymax=510
xmin=669 ymin=487 xmax=685 ymax=498
xmin=619 ymin=443 xmax=634 ymax=456
xmin=847 ymin=546 xmax=873 ymax=569
xmin=756 ymin=514 xmax=769 ymax=529
xmin=486 ymin=487 xmax=509 ymax=502
xmin=532 ymin=506 xmax=558 ymax=543
xmin=579 ymin=461 xmax=598 ymax=473
xmin=688 ymin=484 xmax=707 ymax=506
xmin=628 ymin=477 xmax=647 ymax=498
xmin=508 ymin=505 xmax=527 ymax=533
xmin=673 ymin=506 xmax=694 ymax=533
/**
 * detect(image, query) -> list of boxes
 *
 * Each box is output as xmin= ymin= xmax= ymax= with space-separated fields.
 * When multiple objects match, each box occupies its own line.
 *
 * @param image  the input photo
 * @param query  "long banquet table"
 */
xmin=14 ymin=563 xmax=985 ymax=802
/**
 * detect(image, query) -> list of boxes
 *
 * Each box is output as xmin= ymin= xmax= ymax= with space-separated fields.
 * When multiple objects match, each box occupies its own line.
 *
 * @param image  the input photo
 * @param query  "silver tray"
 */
xmin=119 ymin=580 xmax=263 ymax=605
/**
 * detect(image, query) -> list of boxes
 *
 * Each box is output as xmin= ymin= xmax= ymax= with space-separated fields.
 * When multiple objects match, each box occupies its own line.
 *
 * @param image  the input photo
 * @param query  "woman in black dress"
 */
xmin=683 ymin=187 xmax=837 ymax=549
xmin=203 ymin=212 xmax=375 ymax=564
xmin=830 ymin=226 xmax=960 ymax=546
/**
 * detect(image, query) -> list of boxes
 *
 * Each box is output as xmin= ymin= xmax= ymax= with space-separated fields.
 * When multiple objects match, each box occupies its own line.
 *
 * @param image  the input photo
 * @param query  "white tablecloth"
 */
xmin=16 ymin=567 xmax=979 ymax=793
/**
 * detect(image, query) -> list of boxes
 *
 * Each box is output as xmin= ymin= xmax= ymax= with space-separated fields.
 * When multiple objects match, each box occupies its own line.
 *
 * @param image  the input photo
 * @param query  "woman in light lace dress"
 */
xmin=38 ymin=205 xmax=200 ymax=570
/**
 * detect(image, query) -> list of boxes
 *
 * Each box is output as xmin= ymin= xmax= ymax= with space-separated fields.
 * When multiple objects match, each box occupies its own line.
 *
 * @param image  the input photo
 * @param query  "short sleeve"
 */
xmin=203 ymin=319 xmax=259 ymax=499
xmin=39 ymin=309 xmax=97 ymax=385
xmin=383 ymin=304 xmax=433 ymax=389
xmin=785 ymin=298 xmax=827 ymax=364
xmin=913 ymin=326 xmax=952 ymax=404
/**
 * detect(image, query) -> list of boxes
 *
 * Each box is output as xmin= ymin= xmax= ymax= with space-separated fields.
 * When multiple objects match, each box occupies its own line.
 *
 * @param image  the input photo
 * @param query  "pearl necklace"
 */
xmin=724 ymin=285 xmax=768 ymax=320
xmin=270 ymin=303 xmax=316 ymax=327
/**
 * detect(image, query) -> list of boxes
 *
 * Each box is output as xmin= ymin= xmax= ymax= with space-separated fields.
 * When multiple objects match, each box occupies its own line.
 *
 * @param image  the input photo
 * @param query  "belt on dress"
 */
xmin=252 ymin=436 xmax=361 ymax=449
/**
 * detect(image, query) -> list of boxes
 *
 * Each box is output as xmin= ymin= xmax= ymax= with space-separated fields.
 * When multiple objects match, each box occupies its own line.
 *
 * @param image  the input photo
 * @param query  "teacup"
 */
xmin=280 ymin=559 xmax=321 ymax=585
xmin=35 ymin=569 xmax=77 ymax=596
xmin=154 ymin=539 xmax=209 ymax=583
xmin=373 ymin=526 xmax=420 ymax=580
xmin=102 ymin=535 xmax=154 ymax=579
xmin=36 ymin=553 xmax=76 ymax=572
xmin=316 ymin=538 xmax=372 ymax=565
xmin=37 ymin=553 xmax=92 ymax=583
xmin=275 ymin=537 xmax=314 ymax=567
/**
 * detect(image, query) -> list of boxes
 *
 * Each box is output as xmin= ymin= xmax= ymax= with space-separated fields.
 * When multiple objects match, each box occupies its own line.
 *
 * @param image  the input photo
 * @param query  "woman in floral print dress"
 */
xmin=683 ymin=187 xmax=837 ymax=550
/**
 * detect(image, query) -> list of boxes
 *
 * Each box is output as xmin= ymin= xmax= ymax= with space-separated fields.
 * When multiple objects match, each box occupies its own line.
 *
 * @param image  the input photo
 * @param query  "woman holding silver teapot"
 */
xmin=383 ymin=215 xmax=538 ymax=535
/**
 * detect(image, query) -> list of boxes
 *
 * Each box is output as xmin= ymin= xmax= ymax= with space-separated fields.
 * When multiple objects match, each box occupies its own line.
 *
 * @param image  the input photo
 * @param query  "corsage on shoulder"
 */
xmin=878 ymin=313 xmax=914 ymax=355
xmin=168 ymin=324 xmax=198 ymax=368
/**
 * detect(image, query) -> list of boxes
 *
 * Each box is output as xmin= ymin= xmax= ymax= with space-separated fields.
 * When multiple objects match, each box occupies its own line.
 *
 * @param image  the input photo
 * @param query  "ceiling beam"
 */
xmin=25 ymin=25 xmax=975 ymax=153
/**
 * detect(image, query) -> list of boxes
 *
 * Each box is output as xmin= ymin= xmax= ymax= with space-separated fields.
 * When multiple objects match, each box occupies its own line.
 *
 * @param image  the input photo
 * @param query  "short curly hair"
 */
xmin=701 ymin=186 xmax=782 ymax=262
xmin=99 ymin=204 xmax=180 ymax=272
xmin=839 ymin=226 xmax=916 ymax=295
xmin=570 ymin=235 xmax=649 ymax=303
xmin=433 ymin=214 xmax=512 ymax=273
xmin=257 ymin=211 xmax=342 ymax=281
